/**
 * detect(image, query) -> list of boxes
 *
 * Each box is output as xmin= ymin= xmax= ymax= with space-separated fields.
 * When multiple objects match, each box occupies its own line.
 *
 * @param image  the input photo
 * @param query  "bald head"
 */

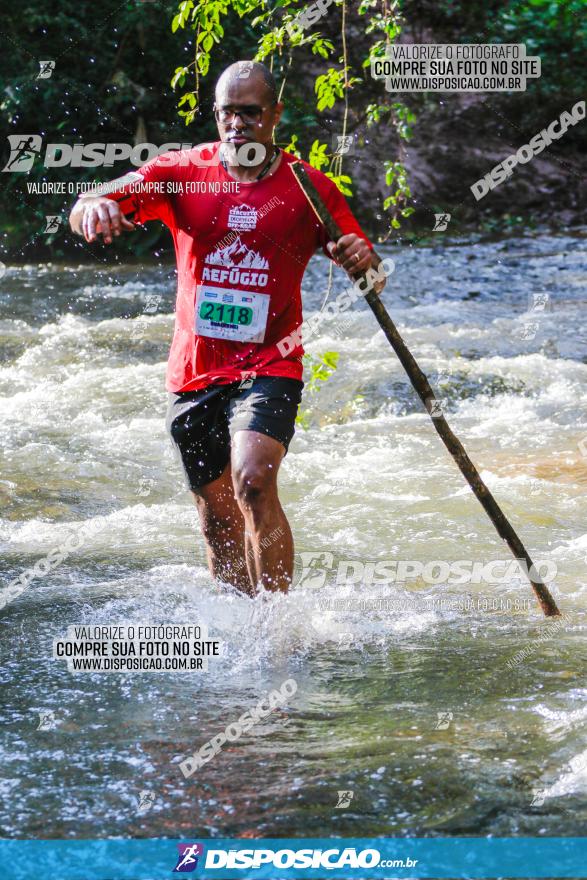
xmin=215 ymin=61 xmax=278 ymax=105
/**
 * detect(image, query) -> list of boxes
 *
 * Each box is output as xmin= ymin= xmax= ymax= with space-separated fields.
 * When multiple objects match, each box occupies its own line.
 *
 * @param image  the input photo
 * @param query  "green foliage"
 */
xmin=0 ymin=0 xmax=228 ymax=259
xmin=308 ymin=139 xmax=330 ymax=171
xmin=314 ymin=67 xmax=359 ymax=112
xmin=283 ymin=133 xmax=302 ymax=158
xmin=383 ymin=161 xmax=415 ymax=229
xmin=495 ymin=0 xmax=586 ymax=94
xmin=297 ymin=351 xmax=340 ymax=430
xmin=402 ymin=0 xmax=586 ymax=98
xmin=3 ymin=0 xmax=584 ymax=259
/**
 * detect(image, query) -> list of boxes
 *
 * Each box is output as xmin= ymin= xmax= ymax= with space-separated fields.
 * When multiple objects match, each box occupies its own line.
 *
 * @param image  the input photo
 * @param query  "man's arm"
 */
xmin=69 ymin=160 xmax=172 ymax=243
xmin=69 ymin=194 xmax=135 ymax=244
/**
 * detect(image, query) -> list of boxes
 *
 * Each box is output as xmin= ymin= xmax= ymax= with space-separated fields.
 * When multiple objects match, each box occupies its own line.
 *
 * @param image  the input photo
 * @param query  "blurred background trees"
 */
xmin=1 ymin=0 xmax=585 ymax=261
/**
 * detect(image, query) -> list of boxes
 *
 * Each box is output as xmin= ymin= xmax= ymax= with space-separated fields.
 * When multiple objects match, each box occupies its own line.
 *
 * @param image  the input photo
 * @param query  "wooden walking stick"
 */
xmin=290 ymin=161 xmax=561 ymax=618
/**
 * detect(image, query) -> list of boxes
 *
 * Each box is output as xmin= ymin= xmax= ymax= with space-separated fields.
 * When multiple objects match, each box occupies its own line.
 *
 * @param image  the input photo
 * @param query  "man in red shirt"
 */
xmin=69 ymin=61 xmax=386 ymax=596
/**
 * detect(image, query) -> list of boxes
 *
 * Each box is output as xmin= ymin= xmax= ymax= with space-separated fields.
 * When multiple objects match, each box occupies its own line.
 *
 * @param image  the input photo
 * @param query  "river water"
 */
xmin=0 ymin=230 xmax=586 ymax=843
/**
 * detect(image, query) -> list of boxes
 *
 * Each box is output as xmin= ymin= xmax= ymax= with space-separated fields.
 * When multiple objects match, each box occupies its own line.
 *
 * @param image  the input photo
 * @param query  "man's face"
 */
xmin=214 ymin=74 xmax=283 ymax=147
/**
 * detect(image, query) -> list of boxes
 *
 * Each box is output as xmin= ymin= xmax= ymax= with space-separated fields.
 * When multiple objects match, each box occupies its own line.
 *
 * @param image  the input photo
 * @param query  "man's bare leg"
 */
xmin=231 ymin=430 xmax=293 ymax=592
xmin=192 ymin=463 xmax=253 ymax=595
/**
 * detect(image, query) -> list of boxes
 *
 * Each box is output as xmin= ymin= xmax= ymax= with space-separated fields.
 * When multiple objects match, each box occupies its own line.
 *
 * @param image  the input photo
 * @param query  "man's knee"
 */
xmin=233 ymin=463 xmax=276 ymax=510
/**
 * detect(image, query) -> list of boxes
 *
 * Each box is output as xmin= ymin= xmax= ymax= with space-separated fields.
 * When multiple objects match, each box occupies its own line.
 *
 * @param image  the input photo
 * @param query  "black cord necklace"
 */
xmin=220 ymin=144 xmax=280 ymax=181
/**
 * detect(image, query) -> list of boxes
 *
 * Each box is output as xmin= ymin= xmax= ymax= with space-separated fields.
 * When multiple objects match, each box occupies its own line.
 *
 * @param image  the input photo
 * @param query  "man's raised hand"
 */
xmin=77 ymin=197 xmax=135 ymax=244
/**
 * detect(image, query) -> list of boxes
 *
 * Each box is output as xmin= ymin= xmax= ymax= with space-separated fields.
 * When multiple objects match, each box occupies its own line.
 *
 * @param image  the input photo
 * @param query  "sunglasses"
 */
xmin=213 ymin=103 xmax=275 ymax=125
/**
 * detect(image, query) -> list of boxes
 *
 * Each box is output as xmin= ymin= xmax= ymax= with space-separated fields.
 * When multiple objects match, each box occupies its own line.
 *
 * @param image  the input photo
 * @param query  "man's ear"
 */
xmin=273 ymin=101 xmax=284 ymax=127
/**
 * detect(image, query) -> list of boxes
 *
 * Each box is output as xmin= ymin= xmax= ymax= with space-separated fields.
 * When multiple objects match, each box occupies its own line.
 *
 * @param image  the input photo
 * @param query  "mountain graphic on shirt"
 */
xmin=206 ymin=235 xmax=269 ymax=270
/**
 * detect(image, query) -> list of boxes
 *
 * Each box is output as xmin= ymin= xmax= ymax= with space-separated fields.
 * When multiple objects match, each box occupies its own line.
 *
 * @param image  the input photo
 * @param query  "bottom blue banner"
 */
xmin=0 ymin=837 xmax=586 ymax=879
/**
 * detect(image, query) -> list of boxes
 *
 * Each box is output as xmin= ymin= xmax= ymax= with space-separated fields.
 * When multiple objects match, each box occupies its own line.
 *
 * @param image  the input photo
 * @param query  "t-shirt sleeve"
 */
xmin=308 ymin=166 xmax=374 ymax=259
xmin=101 ymin=153 xmax=176 ymax=226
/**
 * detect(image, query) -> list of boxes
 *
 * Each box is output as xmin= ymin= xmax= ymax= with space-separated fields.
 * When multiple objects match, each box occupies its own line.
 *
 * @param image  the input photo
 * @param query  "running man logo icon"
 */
xmin=173 ymin=843 xmax=204 ymax=873
xmin=433 ymin=213 xmax=451 ymax=231
xmin=37 ymin=710 xmax=58 ymax=731
xmin=129 ymin=319 xmax=149 ymax=341
xmin=2 ymin=135 xmax=42 ymax=172
xmin=337 ymin=632 xmax=354 ymax=651
xmin=296 ymin=551 xmax=334 ymax=589
xmin=136 ymin=477 xmax=155 ymax=497
xmin=528 ymin=292 xmax=550 ymax=312
xmin=333 ymin=134 xmax=355 ymax=156
xmin=237 ymin=61 xmax=254 ymax=79
xmin=44 ymin=216 xmax=62 ymax=233
xmin=434 ymin=711 xmax=453 ymax=730
xmin=37 ymin=61 xmax=55 ymax=79
xmin=517 ymin=322 xmax=539 ymax=340
xmin=237 ymin=370 xmax=257 ymax=390
xmin=426 ymin=398 xmax=447 ymax=419
xmin=335 ymin=790 xmax=354 ymax=809
xmin=144 ymin=294 xmax=162 ymax=314
xmin=530 ymin=789 xmax=547 ymax=806
xmin=137 ymin=790 xmax=156 ymax=813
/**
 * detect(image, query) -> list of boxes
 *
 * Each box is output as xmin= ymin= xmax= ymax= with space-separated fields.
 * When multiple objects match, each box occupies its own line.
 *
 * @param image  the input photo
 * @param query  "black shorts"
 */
xmin=166 ymin=376 xmax=304 ymax=490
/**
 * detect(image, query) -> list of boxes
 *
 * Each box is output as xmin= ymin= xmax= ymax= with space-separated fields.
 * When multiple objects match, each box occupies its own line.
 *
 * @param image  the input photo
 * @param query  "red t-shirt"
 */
xmin=107 ymin=142 xmax=373 ymax=392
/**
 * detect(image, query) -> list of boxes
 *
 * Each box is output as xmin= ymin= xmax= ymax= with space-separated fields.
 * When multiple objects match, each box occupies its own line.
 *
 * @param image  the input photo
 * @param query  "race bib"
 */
xmin=195 ymin=285 xmax=270 ymax=343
